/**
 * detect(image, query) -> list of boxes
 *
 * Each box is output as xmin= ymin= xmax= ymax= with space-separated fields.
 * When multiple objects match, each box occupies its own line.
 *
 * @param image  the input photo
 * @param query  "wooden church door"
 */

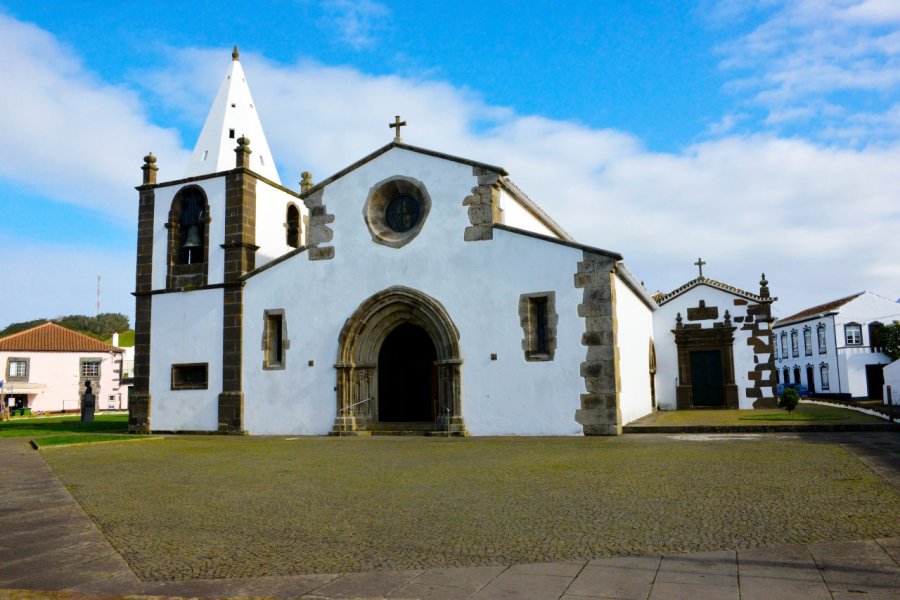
xmin=690 ymin=350 xmax=725 ymax=407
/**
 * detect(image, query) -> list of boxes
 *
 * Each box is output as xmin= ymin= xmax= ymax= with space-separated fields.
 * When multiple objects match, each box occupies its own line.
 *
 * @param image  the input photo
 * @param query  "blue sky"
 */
xmin=1 ymin=0 xmax=899 ymax=328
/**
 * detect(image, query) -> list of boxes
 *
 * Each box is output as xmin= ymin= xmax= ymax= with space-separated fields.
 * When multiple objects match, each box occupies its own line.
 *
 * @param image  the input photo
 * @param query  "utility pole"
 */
xmin=96 ymin=275 xmax=101 ymax=316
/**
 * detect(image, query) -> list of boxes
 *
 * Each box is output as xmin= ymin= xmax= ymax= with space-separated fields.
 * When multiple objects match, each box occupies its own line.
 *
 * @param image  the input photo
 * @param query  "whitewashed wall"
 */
xmin=653 ymin=285 xmax=765 ymax=410
xmin=151 ymin=178 xmax=227 ymax=289
xmin=497 ymin=188 xmax=557 ymax=237
xmin=149 ymin=290 xmax=223 ymax=431
xmin=241 ymin=147 xmax=626 ymax=436
xmin=613 ymin=273 xmax=654 ymax=424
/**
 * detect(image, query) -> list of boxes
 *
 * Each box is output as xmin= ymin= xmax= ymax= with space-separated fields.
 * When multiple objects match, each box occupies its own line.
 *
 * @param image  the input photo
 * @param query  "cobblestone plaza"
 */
xmin=41 ymin=434 xmax=900 ymax=582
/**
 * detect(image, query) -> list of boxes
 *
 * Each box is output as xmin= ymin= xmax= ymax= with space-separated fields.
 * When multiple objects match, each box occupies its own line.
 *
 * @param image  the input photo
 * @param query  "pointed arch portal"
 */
xmin=333 ymin=286 xmax=465 ymax=435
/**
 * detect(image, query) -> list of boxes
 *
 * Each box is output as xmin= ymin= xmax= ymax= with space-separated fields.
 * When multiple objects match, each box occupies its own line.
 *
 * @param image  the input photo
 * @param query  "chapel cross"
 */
xmin=389 ymin=115 xmax=407 ymax=143
xmin=695 ymin=257 xmax=707 ymax=278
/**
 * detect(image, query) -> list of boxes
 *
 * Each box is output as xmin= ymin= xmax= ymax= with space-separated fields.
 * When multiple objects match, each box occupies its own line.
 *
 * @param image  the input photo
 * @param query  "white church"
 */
xmin=128 ymin=48 xmax=778 ymax=436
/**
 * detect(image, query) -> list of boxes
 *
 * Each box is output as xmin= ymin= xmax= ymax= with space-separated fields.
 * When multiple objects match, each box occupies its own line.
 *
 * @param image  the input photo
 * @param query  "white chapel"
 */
xmin=128 ymin=49 xmax=777 ymax=436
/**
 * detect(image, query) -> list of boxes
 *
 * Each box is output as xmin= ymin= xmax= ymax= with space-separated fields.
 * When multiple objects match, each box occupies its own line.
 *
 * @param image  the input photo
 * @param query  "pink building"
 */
xmin=0 ymin=323 xmax=129 ymax=414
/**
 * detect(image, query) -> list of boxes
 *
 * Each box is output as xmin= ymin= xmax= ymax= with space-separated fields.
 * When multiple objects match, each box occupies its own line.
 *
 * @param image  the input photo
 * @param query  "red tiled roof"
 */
xmin=775 ymin=292 xmax=864 ymax=327
xmin=0 ymin=322 xmax=122 ymax=352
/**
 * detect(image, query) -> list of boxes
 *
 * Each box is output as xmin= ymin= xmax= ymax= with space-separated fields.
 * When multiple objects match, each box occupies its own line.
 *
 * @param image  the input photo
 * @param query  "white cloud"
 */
xmin=0 ymin=13 xmax=190 ymax=223
xmin=143 ymin=49 xmax=900 ymax=316
xmin=1 ymin=14 xmax=898 ymax=328
xmin=319 ymin=0 xmax=391 ymax=50
xmin=714 ymin=0 xmax=900 ymax=143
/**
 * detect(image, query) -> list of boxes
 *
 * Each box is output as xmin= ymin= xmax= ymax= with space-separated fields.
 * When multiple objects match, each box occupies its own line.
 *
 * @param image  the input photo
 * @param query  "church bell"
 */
xmin=183 ymin=225 xmax=202 ymax=249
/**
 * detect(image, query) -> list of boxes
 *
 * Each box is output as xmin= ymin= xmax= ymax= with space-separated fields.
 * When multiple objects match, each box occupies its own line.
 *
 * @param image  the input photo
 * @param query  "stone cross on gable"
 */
xmin=390 ymin=115 xmax=407 ymax=143
xmin=695 ymin=257 xmax=706 ymax=278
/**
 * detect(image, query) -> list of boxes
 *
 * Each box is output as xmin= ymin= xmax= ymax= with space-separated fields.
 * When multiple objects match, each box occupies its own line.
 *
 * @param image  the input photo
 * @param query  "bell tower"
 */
xmin=130 ymin=46 xmax=302 ymax=435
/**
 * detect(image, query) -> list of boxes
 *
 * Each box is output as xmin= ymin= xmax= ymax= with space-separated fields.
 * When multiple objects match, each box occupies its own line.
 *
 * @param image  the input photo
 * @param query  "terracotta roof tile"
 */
xmin=0 ymin=322 xmax=122 ymax=352
xmin=774 ymin=292 xmax=864 ymax=327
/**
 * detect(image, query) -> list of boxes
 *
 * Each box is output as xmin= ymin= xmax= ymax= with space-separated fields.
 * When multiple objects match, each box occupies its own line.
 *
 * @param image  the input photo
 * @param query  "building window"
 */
xmin=869 ymin=322 xmax=884 ymax=349
xmin=817 ymin=324 xmax=827 ymax=354
xmin=171 ymin=363 xmax=208 ymax=390
xmin=793 ymin=367 xmax=801 ymax=385
xmin=803 ymin=327 xmax=812 ymax=356
xmin=820 ymin=363 xmax=830 ymax=391
xmin=845 ymin=323 xmax=862 ymax=345
xmin=791 ymin=330 xmax=799 ymax=357
xmin=518 ymin=292 xmax=557 ymax=361
xmin=286 ymin=204 xmax=301 ymax=249
xmin=783 ymin=367 xmax=789 ymax=384
xmin=780 ymin=332 xmax=788 ymax=359
xmin=80 ymin=360 xmax=100 ymax=378
xmin=262 ymin=309 xmax=289 ymax=370
xmin=6 ymin=358 xmax=28 ymax=381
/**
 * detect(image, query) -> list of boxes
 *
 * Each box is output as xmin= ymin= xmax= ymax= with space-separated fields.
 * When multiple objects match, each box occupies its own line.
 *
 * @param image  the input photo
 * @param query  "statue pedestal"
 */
xmin=81 ymin=392 xmax=95 ymax=423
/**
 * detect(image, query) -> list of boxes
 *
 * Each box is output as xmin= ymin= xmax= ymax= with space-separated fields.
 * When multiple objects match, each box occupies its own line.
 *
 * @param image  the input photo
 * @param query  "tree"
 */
xmin=779 ymin=387 xmax=800 ymax=415
xmin=881 ymin=321 xmax=900 ymax=361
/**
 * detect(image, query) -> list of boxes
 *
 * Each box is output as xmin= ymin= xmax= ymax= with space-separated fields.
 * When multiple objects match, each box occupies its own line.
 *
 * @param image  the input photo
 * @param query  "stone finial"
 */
xmin=232 ymin=45 xmax=240 ymax=61
xmin=759 ymin=273 xmax=770 ymax=298
xmin=300 ymin=171 xmax=314 ymax=192
xmin=676 ymin=312 xmax=683 ymax=328
xmin=724 ymin=310 xmax=732 ymax=327
xmin=235 ymin=136 xmax=252 ymax=168
xmin=141 ymin=152 xmax=158 ymax=185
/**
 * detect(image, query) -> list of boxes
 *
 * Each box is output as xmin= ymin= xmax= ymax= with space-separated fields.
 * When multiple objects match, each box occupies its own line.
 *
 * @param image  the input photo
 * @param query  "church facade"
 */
xmin=129 ymin=50 xmax=774 ymax=436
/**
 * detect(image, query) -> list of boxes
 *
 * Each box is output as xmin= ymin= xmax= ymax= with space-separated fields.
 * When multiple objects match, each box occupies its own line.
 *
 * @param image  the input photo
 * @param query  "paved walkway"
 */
xmin=1 ymin=434 xmax=899 ymax=599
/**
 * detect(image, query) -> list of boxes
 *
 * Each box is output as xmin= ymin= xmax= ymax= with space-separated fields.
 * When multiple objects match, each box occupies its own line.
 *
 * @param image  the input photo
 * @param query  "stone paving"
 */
xmin=1 ymin=433 xmax=899 ymax=598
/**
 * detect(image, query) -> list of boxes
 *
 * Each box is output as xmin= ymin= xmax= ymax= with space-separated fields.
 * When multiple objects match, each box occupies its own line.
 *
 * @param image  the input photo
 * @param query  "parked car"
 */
xmin=776 ymin=383 xmax=810 ymax=397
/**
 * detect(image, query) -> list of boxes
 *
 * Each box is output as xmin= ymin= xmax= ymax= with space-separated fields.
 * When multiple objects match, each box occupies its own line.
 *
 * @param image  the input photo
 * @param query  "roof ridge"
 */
xmin=0 ymin=320 xmax=53 ymax=340
xmin=656 ymin=276 xmax=768 ymax=306
xmin=775 ymin=291 xmax=866 ymax=325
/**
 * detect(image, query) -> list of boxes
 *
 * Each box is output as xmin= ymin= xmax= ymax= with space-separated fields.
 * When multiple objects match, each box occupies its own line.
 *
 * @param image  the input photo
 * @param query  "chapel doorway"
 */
xmin=690 ymin=350 xmax=725 ymax=407
xmin=806 ymin=365 xmax=816 ymax=395
xmin=377 ymin=323 xmax=437 ymax=422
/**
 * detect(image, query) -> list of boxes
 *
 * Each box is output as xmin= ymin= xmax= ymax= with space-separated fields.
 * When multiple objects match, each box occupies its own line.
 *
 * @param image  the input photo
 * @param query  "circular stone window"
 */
xmin=363 ymin=176 xmax=432 ymax=248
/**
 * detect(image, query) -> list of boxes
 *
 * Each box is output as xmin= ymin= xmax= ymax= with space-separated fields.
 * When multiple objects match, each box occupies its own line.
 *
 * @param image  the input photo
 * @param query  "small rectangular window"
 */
xmin=229 ymin=129 xmax=235 ymax=139
xmin=266 ymin=313 xmax=283 ymax=366
xmin=519 ymin=292 xmax=556 ymax=361
xmin=171 ymin=363 xmax=208 ymax=390
xmin=262 ymin=309 xmax=288 ymax=370
xmin=845 ymin=324 xmax=862 ymax=345
xmin=81 ymin=360 xmax=100 ymax=378
xmin=7 ymin=358 xmax=28 ymax=380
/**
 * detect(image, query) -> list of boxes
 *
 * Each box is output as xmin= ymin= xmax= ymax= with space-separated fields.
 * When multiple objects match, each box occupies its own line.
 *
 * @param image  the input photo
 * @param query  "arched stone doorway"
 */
xmin=333 ymin=286 xmax=465 ymax=435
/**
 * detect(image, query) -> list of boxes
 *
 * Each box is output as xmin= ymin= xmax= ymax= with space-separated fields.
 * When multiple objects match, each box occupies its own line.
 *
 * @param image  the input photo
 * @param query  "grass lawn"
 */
xmin=636 ymin=403 xmax=883 ymax=426
xmin=43 ymin=435 xmax=900 ymax=581
xmin=0 ymin=413 xmax=128 ymax=438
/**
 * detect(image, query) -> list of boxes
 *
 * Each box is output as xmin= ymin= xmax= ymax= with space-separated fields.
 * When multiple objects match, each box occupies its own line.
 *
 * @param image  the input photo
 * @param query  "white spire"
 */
xmin=184 ymin=46 xmax=280 ymax=183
